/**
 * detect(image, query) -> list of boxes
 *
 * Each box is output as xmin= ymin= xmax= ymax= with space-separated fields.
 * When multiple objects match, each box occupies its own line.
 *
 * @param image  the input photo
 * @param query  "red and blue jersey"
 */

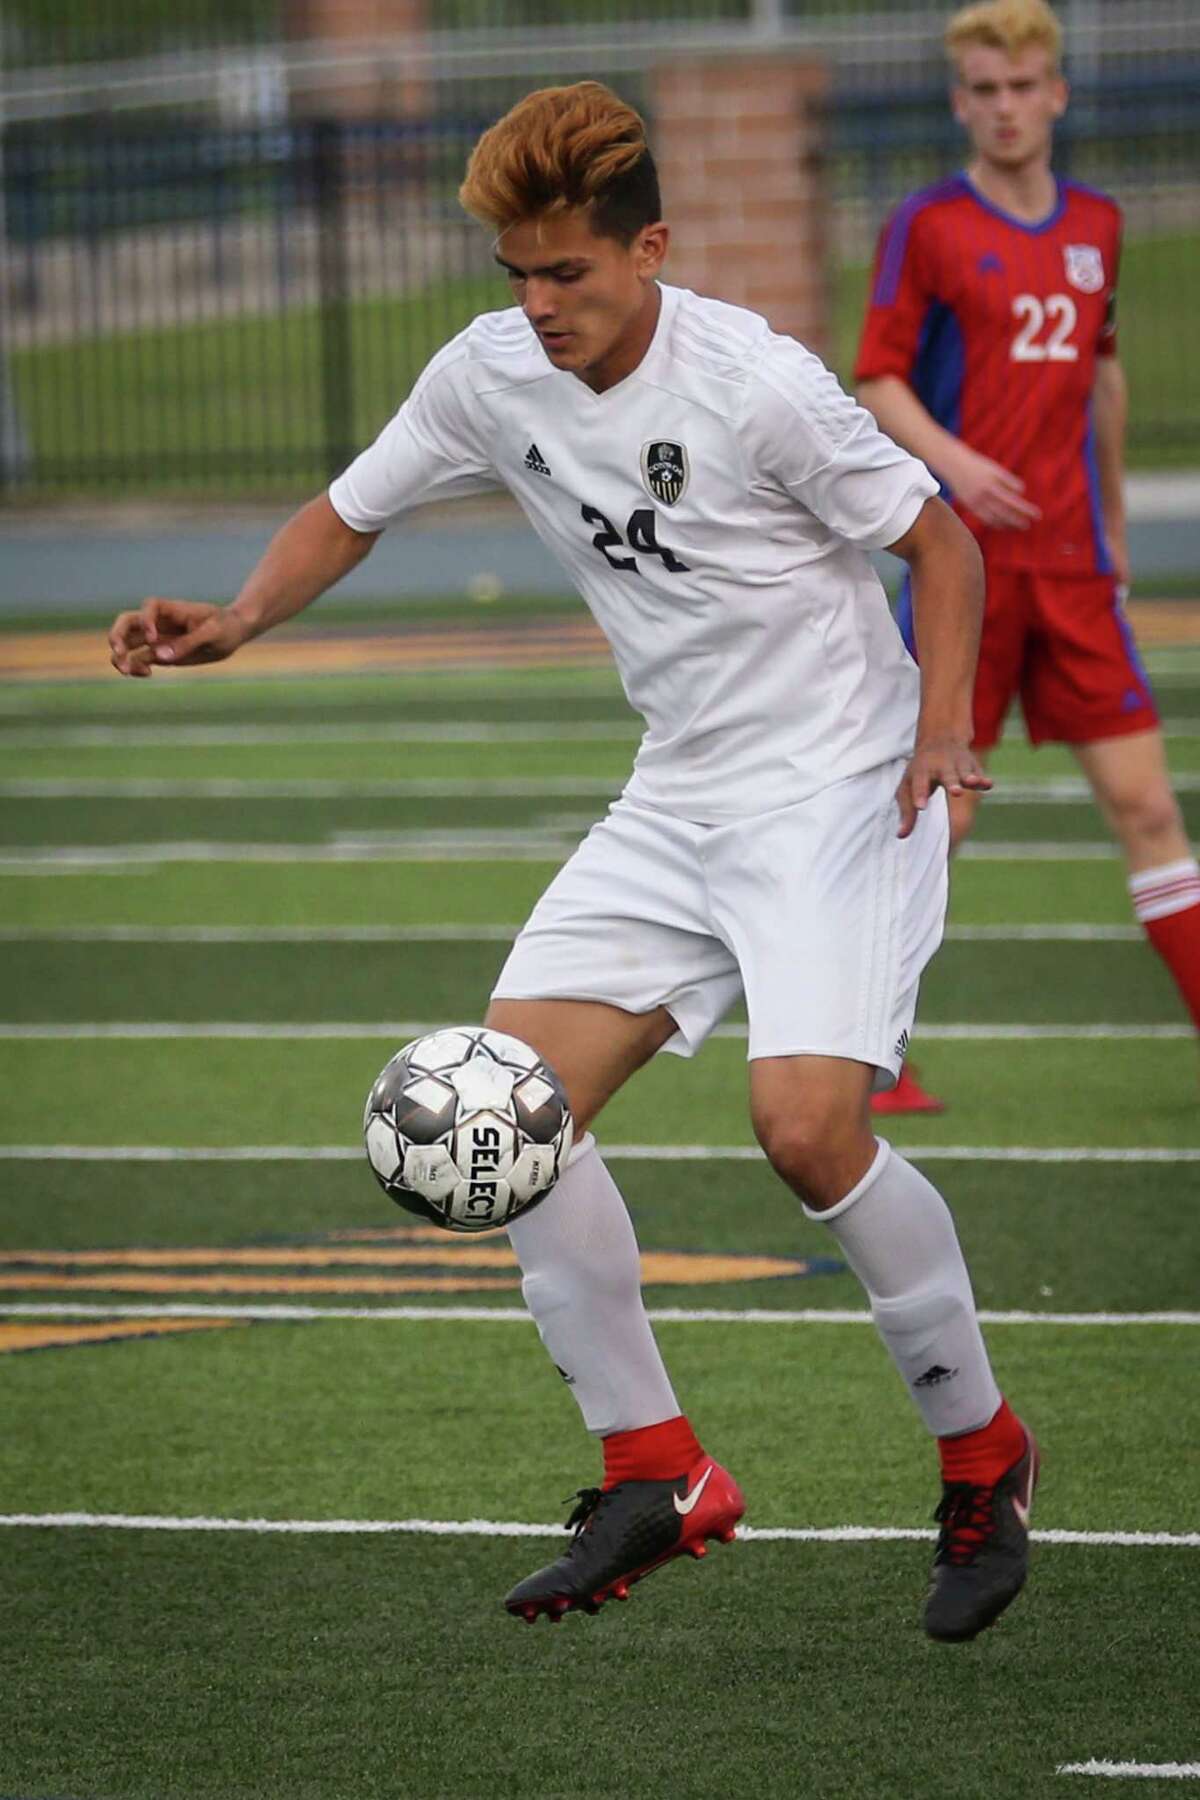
xmin=855 ymin=173 xmax=1121 ymax=575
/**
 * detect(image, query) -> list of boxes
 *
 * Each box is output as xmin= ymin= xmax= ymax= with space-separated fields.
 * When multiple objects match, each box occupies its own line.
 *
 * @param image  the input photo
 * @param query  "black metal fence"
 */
xmin=3 ymin=32 xmax=1199 ymax=499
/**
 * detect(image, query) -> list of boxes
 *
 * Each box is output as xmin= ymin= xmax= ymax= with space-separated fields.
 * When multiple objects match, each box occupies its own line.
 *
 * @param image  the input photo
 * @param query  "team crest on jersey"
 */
xmin=1063 ymin=244 xmax=1105 ymax=293
xmin=641 ymin=440 xmax=689 ymax=507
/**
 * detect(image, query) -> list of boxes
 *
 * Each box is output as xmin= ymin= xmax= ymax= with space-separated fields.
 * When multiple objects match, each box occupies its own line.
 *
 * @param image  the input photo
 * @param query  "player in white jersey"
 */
xmin=109 ymin=81 xmax=1037 ymax=1643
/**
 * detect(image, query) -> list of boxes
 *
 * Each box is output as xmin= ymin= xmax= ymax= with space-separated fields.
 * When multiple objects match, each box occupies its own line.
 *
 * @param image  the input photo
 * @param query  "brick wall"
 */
xmin=652 ymin=56 xmax=830 ymax=354
xmin=285 ymin=0 xmax=427 ymax=115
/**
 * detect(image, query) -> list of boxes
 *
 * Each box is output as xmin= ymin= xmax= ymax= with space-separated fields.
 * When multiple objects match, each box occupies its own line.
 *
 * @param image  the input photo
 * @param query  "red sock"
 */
xmin=938 ymin=1398 xmax=1026 ymax=1486
xmin=1143 ymin=904 xmax=1200 ymax=1031
xmin=601 ymin=1415 xmax=704 ymax=1489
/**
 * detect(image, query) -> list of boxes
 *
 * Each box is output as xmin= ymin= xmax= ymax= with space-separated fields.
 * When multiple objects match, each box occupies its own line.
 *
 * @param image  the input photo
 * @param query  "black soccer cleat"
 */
xmin=504 ymin=1457 xmax=745 ymax=1624
xmin=923 ymin=1426 xmax=1040 ymax=1643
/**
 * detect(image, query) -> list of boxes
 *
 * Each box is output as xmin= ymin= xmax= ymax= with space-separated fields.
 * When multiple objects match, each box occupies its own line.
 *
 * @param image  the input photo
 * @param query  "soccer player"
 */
xmin=109 ymin=81 xmax=1037 ymax=1642
xmin=855 ymin=0 xmax=1200 ymax=1104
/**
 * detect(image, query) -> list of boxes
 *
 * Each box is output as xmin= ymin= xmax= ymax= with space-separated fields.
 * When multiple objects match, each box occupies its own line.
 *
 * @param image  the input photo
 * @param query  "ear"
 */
xmin=950 ymin=83 xmax=969 ymax=128
xmin=634 ymin=221 xmax=670 ymax=279
xmin=1050 ymin=76 xmax=1069 ymax=121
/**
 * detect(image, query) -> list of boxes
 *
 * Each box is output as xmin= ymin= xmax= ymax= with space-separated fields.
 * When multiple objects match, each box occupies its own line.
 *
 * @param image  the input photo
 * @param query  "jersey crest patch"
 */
xmin=641 ymin=440 xmax=689 ymax=507
xmin=1063 ymin=244 xmax=1105 ymax=293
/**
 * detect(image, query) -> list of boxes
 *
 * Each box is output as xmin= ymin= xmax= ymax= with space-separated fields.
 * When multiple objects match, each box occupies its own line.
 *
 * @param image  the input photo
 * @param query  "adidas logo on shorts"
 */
xmin=523 ymin=443 xmax=552 ymax=477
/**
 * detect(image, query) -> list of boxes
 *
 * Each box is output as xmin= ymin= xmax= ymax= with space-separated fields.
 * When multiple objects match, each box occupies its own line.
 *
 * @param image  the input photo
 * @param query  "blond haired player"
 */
xmin=857 ymin=0 xmax=1200 ymax=1113
xmin=111 ymin=82 xmax=1037 ymax=1642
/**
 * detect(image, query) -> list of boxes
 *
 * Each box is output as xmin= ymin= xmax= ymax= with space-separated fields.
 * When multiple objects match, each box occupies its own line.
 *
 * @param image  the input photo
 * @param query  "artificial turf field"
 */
xmin=1 ymin=619 xmax=1198 ymax=1799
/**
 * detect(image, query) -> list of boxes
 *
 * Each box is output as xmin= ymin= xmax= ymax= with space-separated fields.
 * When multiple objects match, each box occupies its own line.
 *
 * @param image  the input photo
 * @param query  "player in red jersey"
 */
xmin=857 ymin=0 xmax=1200 ymax=1111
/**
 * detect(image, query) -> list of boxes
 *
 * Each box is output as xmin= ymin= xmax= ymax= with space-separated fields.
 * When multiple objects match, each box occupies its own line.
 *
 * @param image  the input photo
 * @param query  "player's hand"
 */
xmin=895 ymin=736 xmax=993 ymax=840
xmin=1105 ymin=530 xmax=1132 ymax=590
xmin=109 ymin=598 xmax=249 ymax=678
xmin=943 ymin=445 xmax=1041 ymax=531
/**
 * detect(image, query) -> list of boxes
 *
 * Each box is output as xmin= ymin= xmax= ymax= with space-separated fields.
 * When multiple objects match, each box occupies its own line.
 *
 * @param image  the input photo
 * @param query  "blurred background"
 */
xmin=0 ymin=0 xmax=1197 ymax=596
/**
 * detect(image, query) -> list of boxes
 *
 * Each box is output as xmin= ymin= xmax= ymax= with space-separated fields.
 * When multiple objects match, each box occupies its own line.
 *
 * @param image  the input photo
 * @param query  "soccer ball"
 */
xmin=363 ymin=1026 xmax=574 ymax=1233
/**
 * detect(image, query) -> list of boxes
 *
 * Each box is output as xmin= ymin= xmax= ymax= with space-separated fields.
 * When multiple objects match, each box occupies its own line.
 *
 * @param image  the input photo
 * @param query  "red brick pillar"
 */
xmin=651 ymin=56 xmax=830 ymax=354
xmin=285 ymin=0 xmax=427 ymax=115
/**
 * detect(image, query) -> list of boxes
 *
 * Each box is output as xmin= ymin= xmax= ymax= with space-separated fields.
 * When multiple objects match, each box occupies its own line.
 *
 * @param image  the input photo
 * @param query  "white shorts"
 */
xmin=491 ymin=759 xmax=949 ymax=1091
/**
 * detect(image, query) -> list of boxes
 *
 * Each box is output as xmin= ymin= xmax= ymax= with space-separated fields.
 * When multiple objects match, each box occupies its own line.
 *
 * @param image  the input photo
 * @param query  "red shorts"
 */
xmin=897 ymin=569 xmax=1160 ymax=752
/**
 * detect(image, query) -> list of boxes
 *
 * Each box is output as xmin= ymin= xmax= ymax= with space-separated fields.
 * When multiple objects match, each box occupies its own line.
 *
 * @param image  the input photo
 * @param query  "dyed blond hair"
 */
xmin=458 ymin=81 xmax=659 ymax=241
xmin=945 ymin=0 xmax=1063 ymax=73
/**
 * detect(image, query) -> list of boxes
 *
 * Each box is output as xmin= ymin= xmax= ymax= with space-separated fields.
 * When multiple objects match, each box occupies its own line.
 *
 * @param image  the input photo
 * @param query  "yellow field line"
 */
xmin=2 ymin=601 xmax=1194 ymax=684
xmin=0 ymin=616 xmax=614 ymax=682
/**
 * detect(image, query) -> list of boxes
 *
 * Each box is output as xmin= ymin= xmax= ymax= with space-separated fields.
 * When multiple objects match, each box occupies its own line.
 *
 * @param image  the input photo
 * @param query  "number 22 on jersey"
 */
xmin=1010 ymin=294 xmax=1079 ymax=363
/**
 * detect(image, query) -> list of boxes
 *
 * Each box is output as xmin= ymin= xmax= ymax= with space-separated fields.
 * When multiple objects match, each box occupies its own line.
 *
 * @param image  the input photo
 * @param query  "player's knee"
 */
xmin=755 ymin=1106 xmax=866 ymax=1209
xmin=1106 ymin=782 xmax=1184 ymax=851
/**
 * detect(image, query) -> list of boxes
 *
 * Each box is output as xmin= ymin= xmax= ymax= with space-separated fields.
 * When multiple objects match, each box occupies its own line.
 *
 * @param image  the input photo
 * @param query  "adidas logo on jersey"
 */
xmin=523 ymin=443 xmax=552 ymax=477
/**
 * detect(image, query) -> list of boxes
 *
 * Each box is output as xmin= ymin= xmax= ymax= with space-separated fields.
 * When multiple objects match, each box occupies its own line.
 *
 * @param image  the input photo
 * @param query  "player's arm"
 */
xmin=857 ymin=375 xmax=1040 ymax=532
xmin=109 ymin=495 xmax=378 ymax=678
xmin=886 ymin=495 xmax=992 ymax=839
xmin=1091 ymin=356 xmax=1130 ymax=587
xmin=854 ymin=207 xmax=1038 ymax=532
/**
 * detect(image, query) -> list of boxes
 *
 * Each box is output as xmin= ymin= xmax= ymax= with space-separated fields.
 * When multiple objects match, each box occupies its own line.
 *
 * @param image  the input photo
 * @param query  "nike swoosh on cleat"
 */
xmin=1013 ymin=1466 xmax=1035 ymax=1531
xmin=674 ymin=1464 xmax=714 ymax=1516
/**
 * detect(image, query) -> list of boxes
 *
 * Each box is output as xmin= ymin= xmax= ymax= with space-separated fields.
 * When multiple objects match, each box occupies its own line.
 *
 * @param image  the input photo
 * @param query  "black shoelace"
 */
xmin=563 ymin=1486 xmax=606 ymax=1537
xmin=933 ymin=1482 xmax=999 ymax=1567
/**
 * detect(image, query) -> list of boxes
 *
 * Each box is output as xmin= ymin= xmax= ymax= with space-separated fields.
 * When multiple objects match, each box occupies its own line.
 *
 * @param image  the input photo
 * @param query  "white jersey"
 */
xmin=328 ymin=283 xmax=937 ymax=823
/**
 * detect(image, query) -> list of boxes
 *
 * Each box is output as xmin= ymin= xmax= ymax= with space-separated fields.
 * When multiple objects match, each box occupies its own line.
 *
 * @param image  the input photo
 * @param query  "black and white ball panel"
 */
xmin=363 ymin=1025 xmax=574 ymax=1233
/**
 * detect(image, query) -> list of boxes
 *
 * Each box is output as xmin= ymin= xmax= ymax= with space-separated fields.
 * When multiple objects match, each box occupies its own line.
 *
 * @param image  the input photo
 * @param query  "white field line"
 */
xmin=0 ymin=722 xmax=640 ymax=748
xmin=0 ymin=1511 xmax=1194 ymax=1548
xmin=0 ymin=1018 xmax=1186 ymax=1043
xmin=0 ymin=841 xmax=1126 ymax=871
xmin=1058 ymin=1765 xmax=1200 ymax=1781
xmin=5 ymin=776 xmax=1199 ymax=804
xmin=0 ymin=777 xmax=621 ymax=799
xmin=0 ymin=1021 xmax=1188 ymax=1043
xmin=0 ymin=922 xmax=1145 ymax=944
xmin=2 ymin=1144 xmax=1197 ymax=1165
xmin=960 ymin=843 xmax=1117 ymax=859
xmin=2 ymin=1301 xmax=1197 ymax=1328
xmin=6 ymin=720 xmax=1199 ymax=750
xmin=0 ymin=837 xmax=585 ymax=869
xmin=0 ymin=837 xmax=581 ymax=870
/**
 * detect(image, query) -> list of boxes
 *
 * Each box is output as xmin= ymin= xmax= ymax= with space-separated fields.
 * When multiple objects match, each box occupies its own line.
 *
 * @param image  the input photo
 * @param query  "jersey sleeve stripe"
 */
xmin=872 ymin=177 xmax=964 ymax=307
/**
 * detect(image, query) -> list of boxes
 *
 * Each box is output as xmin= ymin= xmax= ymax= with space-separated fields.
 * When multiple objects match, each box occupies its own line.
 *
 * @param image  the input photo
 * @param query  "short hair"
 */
xmin=458 ymin=81 xmax=661 ymax=244
xmin=945 ymin=0 xmax=1063 ymax=73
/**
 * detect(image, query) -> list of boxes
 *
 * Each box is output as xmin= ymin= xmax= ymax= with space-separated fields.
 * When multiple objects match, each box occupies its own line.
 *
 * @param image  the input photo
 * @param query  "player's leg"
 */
xmin=749 ymin=1053 xmax=1033 ymax=1641
xmin=486 ymin=993 xmax=686 ymax=1444
xmin=723 ymin=765 xmax=1035 ymax=1640
xmin=488 ymin=805 xmax=746 ymax=1621
xmin=1071 ymin=730 xmax=1200 ymax=1035
xmin=1026 ymin=574 xmax=1200 ymax=1038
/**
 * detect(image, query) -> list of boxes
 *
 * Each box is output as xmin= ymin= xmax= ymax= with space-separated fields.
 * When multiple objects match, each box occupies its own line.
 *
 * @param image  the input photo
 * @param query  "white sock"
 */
xmin=1129 ymin=858 xmax=1200 ymax=923
xmin=506 ymin=1134 xmax=680 ymax=1436
xmin=804 ymin=1140 xmax=1001 ymax=1437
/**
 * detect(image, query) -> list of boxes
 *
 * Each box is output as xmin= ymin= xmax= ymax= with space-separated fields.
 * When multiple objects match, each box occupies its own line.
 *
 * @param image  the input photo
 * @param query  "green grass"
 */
xmin=1 ymin=634 xmax=1198 ymax=1800
xmin=3 ymin=1158 xmax=1195 ymax=1313
xmin=0 ymin=853 xmax=1164 ymax=929
xmin=3 ymin=1034 xmax=1197 ymax=1150
xmin=7 ymin=733 xmax=1200 ymax=783
xmin=10 ymin=274 xmax=512 ymax=496
xmin=12 ymin=236 xmax=1200 ymax=497
xmin=0 ymin=937 xmax=1186 ymax=1025
xmin=2 ymin=791 xmax=1198 ymax=849
xmin=6 ymin=1532 xmax=1193 ymax=1800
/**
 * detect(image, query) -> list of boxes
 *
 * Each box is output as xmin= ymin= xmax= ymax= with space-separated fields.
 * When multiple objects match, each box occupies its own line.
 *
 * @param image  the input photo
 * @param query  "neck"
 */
xmin=967 ymin=157 xmax=1058 ymax=224
xmin=579 ymin=283 xmax=662 ymax=394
